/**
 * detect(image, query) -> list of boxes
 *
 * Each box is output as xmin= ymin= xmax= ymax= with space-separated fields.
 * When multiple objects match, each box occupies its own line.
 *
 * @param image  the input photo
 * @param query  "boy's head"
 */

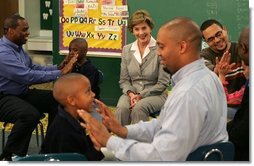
xmin=69 ymin=38 xmax=88 ymax=63
xmin=53 ymin=73 xmax=95 ymax=117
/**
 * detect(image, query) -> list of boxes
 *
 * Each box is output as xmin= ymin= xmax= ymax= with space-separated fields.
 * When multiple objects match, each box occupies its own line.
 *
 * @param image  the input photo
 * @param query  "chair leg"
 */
xmin=2 ymin=126 xmax=5 ymax=153
xmin=1 ymin=121 xmax=45 ymax=152
xmin=39 ymin=121 xmax=44 ymax=144
xmin=2 ymin=122 xmax=8 ymax=153
xmin=35 ymin=126 xmax=39 ymax=147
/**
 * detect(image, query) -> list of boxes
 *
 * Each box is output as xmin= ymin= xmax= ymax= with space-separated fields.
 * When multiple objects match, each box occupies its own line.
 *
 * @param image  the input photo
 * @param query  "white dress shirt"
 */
xmin=106 ymin=59 xmax=228 ymax=161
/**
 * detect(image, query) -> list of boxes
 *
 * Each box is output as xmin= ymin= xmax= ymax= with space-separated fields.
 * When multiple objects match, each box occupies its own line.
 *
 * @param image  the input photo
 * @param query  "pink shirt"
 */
xmin=223 ymin=81 xmax=245 ymax=105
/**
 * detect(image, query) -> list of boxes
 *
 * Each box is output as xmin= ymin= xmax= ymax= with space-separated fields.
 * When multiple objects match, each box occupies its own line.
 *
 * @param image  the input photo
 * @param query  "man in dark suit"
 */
xmin=227 ymin=27 xmax=249 ymax=161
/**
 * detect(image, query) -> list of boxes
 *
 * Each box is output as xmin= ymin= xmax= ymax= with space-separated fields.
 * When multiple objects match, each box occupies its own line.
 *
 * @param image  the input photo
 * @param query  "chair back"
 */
xmin=186 ymin=141 xmax=234 ymax=161
xmin=16 ymin=153 xmax=88 ymax=161
xmin=149 ymin=111 xmax=160 ymax=118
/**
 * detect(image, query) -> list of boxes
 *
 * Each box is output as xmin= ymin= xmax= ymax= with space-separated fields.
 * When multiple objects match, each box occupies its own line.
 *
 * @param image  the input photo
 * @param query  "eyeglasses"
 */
xmin=206 ymin=31 xmax=223 ymax=44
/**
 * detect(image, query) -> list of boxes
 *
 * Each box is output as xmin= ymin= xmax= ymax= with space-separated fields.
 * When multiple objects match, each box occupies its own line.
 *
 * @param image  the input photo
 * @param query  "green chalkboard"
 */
xmin=40 ymin=0 xmax=53 ymax=30
xmin=52 ymin=0 xmax=249 ymax=106
xmin=126 ymin=0 xmax=249 ymax=43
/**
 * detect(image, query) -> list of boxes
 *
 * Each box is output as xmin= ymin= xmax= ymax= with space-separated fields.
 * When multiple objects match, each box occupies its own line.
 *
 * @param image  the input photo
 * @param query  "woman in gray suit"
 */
xmin=116 ymin=9 xmax=171 ymax=125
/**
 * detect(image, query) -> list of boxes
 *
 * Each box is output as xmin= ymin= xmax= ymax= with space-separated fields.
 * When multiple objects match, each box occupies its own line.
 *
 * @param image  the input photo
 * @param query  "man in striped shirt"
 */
xmin=200 ymin=19 xmax=246 ymax=95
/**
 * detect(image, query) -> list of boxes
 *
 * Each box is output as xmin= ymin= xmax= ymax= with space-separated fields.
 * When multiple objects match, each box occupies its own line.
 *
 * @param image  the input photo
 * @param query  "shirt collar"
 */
xmin=58 ymin=105 xmax=83 ymax=131
xmin=171 ymin=58 xmax=205 ymax=87
xmin=3 ymin=36 xmax=21 ymax=51
xmin=131 ymin=36 xmax=156 ymax=64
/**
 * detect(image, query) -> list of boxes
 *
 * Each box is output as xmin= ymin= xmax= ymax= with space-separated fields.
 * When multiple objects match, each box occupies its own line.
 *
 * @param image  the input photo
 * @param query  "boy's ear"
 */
xmin=67 ymin=96 xmax=76 ymax=106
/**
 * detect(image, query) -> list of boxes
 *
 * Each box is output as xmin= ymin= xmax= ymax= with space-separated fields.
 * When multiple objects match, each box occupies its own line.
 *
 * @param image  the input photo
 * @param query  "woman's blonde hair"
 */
xmin=127 ymin=9 xmax=154 ymax=33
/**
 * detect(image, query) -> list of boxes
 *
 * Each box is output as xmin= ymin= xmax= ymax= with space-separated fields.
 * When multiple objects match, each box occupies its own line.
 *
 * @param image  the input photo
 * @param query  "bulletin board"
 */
xmin=59 ymin=0 xmax=128 ymax=56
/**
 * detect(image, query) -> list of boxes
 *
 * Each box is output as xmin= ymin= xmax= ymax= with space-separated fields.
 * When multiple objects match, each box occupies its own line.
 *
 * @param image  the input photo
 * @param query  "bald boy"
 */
xmin=40 ymin=73 xmax=104 ymax=161
xmin=53 ymin=73 xmax=94 ymax=118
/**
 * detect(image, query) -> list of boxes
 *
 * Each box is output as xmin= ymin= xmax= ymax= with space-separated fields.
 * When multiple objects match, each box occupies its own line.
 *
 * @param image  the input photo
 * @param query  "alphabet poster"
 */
xmin=59 ymin=0 xmax=128 ymax=56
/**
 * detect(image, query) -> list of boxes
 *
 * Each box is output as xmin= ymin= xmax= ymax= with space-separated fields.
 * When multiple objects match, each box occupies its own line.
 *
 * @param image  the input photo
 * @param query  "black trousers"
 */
xmin=0 ymin=89 xmax=58 ymax=156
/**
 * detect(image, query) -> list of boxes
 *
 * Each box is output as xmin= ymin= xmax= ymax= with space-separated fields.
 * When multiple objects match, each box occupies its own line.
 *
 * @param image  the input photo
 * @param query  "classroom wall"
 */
xmin=52 ymin=0 xmax=249 ymax=106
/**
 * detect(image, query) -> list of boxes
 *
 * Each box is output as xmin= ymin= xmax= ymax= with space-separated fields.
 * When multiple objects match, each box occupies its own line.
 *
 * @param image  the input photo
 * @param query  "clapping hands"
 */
xmin=215 ymin=51 xmax=236 ymax=76
xmin=77 ymin=99 xmax=127 ymax=150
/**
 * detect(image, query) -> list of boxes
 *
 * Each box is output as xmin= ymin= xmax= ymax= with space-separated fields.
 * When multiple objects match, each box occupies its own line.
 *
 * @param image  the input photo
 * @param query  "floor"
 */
xmin=0 ymin=130 xmax=43 ymax=156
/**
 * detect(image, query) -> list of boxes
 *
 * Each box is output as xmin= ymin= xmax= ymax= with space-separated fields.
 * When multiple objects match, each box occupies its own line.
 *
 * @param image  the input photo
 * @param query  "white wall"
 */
xmin=19 ymin=0 xmax=53 ymax=65
xmin=19 ymin=0 xmax=40 ymax=37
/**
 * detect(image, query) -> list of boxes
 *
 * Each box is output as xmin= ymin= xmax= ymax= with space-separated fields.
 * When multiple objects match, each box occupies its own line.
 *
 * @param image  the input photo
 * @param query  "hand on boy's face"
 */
xmin=60 ymin=53 xmax=78 ymax=75
xmin=77 ymin=109 xmax=111 ymax=149
xmin=94 ymin=99 xmax=124 ymax=136
xmin=68 ymin=52 xmax=75 ymax=59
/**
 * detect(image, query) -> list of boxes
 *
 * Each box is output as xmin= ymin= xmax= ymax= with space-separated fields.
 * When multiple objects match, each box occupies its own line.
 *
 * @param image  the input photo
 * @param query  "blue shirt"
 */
xmin=107 ymin=59 xmax=228 ymax=161
xmin=0 ymin=36 xmax=61 ymax=95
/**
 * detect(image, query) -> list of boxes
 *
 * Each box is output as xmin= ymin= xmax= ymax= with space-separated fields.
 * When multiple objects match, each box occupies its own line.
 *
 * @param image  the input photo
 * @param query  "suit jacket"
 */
xmin=227 ymin=79 xmax=249 ymax=161
xmin=40 ymin=106 xmax=104 ymax=161
xmin=119 ymin=39 xmax=170 ymax=98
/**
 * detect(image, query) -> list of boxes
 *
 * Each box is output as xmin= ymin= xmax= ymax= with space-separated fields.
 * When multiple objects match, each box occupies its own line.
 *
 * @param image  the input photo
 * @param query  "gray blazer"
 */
xmin=119 ymin=43 xmax=171 ymax=98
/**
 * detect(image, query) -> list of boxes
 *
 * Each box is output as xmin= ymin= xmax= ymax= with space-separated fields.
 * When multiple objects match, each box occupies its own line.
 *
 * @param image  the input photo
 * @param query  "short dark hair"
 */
xmin=3 ymin=13 xmax=25 ymax=35
xmin=70 ymin=38 xmax=87 ymax=44
xmin=200 ymin=19 xmax=223 ymax=32
xmin=69 ymin=38 xmax=88 ymax=49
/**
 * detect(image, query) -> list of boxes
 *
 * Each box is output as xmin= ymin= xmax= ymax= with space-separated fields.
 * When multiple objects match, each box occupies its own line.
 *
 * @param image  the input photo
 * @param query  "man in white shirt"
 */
xmin=77 ymin=17 xmax=228 ymax=161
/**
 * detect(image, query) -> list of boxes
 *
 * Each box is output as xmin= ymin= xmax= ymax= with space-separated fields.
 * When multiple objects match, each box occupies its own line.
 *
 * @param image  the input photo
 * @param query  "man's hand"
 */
xmin=58 ymin=53 xmax=74 ymax=69
xmin=214 ymin=51 xmax=235 ymax=75
xmin=78 ymin=109 xmax=111 ymax=150
xmin=216 ymin=57 xmax=230 ymax=76
xmin=60 ymin=53 xmax=78 ymax=75
xmin=95 ymin=99 xmax=128 ymax=138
